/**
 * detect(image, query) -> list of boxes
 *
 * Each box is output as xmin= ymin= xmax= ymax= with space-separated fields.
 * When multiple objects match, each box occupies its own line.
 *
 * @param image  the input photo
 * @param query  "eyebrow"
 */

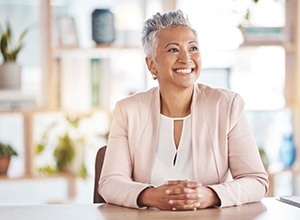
xmin=165 ymin=41 xmax=198 ymax=48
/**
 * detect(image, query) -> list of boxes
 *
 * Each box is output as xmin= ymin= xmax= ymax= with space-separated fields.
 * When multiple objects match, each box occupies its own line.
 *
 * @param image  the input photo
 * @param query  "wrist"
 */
xmin=137 ymin=186 xmax=154 ymax=208
xmin=206 ymin=187 xmax=221 ymax=207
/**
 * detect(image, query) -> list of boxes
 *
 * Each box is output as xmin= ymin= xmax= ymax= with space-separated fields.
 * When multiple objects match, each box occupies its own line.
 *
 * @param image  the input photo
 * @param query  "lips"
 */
xmin=174 ymin=68 xmax=194 ymax=74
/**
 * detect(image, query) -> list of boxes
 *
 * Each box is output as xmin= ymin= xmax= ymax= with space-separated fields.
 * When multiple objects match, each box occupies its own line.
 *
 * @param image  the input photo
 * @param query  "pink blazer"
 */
xmin=98 ymin=84 xmax=269 ymax=209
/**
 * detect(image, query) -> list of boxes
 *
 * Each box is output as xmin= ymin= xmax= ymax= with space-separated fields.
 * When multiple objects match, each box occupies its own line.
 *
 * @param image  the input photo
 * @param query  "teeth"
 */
xmin=175 ymin=68 xmax=192 ymax=74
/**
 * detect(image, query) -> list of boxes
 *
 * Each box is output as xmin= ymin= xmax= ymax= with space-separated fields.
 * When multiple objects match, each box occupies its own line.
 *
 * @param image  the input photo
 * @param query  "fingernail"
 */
xmin=193 ymin=207 xmax=197 ymax=211
xmin=168 ymin=200 xmax=174 ymax=204
xmin=184 ymin=188 xmax=192 ymax=193
xmin=194 ymin=202 xmax=201 ymax=207
xmin=172 ymin=207 xmax=176 ymax=211
xmin=166 ymin=190 xmax=171 ymax=194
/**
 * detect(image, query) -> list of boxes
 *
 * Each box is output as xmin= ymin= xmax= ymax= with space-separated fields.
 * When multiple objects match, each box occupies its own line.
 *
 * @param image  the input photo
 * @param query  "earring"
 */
xmin=151 ymin=73 xmax=157 ymax=80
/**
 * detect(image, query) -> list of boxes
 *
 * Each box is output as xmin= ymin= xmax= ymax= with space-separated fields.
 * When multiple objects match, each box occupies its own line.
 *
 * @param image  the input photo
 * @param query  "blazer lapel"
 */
xmin=191 ymin=85 xmax=220 ymax=184
xmin=133 ymin=88 xmax=161 ymax=183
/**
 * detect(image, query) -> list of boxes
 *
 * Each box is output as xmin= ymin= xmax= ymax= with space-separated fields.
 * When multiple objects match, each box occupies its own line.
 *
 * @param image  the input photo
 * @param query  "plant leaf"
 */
xmin=35 ymin=144 xmax=45 ymax=155
xmin=0 ymin=35 xmax=8 ymax=60
xmin=0 ymin=143 xmax=18 ymax=156
xmin=0 ymin=22 xmax=28 ymax=61
xmin=11 ymin=44 xmax=23 ymax=60
xmin=54 ymin=133 xmax=75 ymax=171
xmin=80 ymin=163 xmax=88 ymax=179
xmin=38 ymin=165 xmax=56 ymax=174
xmin=18 ymin=28 xmax=28 ymax=43
xmin=6 ymin=22 xmax=11 ymax=42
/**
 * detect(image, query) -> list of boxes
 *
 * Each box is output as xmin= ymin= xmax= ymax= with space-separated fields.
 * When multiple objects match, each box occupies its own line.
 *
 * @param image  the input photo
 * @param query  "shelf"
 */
xmin=0 ymin=173 xmax=78 ymax=201
xmin=240 ymin=41 xmax=295 ymax=52
xmin=53 ymin=45 xmax=143 ymax=59
xmin=238 ymin=25 xmax=295 ymax=53
xmin=0 ymin=106 xmax=111 ymax=115
xmin=0 ymin=173 xmax=77 ymax=181
xmin=0 ymin=90 xmax=37 ymax=110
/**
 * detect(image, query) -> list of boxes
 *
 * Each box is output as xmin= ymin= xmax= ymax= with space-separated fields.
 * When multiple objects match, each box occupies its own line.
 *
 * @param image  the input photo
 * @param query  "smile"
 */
xmin=174 ymin=68 xmax=194 ymax=74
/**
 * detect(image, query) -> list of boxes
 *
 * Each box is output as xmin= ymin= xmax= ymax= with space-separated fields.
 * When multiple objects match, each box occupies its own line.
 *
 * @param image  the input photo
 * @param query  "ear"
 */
xmin=145 ymin=57 xmax=156 ymax=74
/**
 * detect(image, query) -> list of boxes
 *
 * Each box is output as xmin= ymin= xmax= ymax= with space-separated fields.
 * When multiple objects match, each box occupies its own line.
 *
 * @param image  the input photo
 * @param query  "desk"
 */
xmin=0 ymin=198 xmax=299 ymax=220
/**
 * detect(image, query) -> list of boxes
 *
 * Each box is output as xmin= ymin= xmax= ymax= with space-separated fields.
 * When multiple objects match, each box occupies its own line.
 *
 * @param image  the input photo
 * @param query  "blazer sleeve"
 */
xmin=98 ymin=101 xmax=151 ymax=209
xmin=208 ymin=94 xmax=269 ymax=207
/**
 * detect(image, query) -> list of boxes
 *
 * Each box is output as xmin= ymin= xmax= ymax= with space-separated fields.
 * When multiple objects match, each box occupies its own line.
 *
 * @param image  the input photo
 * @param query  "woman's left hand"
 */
xmin=165 ymin=180 xmax=221 ymax=210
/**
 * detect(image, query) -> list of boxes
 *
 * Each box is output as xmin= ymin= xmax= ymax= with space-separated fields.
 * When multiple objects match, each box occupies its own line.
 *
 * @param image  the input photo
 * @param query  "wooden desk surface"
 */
xmin=0 ymin=198 xmax=299 ymax=220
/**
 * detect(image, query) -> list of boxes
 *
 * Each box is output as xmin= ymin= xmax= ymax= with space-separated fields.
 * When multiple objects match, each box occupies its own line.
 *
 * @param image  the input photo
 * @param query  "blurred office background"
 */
xmin=0 ymin=0 xmax=299 ymax=204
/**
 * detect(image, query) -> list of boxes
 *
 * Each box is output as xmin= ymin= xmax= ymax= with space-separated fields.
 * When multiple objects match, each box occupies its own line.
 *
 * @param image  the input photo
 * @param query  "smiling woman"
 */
xmin=98 ymin=10 xmax=268 ymax=211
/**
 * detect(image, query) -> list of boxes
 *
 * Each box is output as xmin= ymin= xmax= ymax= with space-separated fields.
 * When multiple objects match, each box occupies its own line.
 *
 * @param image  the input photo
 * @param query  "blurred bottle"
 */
xmin=279 ymin=133 xmax=296 ymax=169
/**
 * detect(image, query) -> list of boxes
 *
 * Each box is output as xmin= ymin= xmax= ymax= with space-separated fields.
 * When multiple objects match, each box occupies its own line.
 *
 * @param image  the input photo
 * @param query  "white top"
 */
xmin=150 ymin=114 xmax=194 ymax=186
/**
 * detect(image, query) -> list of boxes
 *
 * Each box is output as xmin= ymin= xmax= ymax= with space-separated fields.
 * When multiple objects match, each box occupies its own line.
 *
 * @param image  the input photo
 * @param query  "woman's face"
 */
xmin=146 ymin=26 xmax=201 ymax=91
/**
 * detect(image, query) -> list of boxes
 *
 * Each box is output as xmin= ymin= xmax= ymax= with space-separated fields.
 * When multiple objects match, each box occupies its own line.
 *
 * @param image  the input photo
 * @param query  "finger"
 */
xmin=166 ymin=186 xmax=189 ymax=195
xmin=166 ymin=186 xmax=200 ymax=196
xmin=167 ymin=193 xmax=196 ymax=200
xmin=167 ymin=191 xmax=202 ymax=201
xmin=166 ymin=180 xmax=202 ymax=188
xmin=165 ymin=180 xmax=188 ymax=185
xmin=169 ymin=199 xmax=201 ymax=211
xmin=181 ymin=201 xmax=201 ymax=210
xmin=168 ymin=199 xmax=193 ymax=206
xmin=185 ymin=181 xmax=202 ymax=188
xmin=196 ymin=186 xmax=205 ymax=199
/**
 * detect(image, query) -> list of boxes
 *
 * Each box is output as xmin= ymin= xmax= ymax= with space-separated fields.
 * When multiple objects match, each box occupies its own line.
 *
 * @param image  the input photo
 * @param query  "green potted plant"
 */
xmin=36 ymin=114 xmax=92 ymax=179
xmin=35 ymin=112 xmax=110 ymax=179
xmin=0 ymin=22 xmax=28 ymax=89
xmin=0 ymin=142 xmax=18 ymax=175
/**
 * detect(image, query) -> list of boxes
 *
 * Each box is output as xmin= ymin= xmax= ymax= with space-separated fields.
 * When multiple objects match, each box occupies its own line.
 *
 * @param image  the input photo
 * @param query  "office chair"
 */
xmin=93 ymin=145 xmax=107 ymax=203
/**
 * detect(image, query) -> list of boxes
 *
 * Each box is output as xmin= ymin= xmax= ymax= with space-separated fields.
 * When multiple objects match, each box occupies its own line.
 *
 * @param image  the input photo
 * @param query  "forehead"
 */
xmin=155 ymin=26 xmax=197 ymax=45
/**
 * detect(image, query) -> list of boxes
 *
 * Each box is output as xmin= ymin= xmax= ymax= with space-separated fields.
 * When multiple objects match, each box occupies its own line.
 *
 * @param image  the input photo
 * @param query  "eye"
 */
xmin=189 ymin=46 xmax=198 ymax=51
xmin=168 ymin=48 xmax=179 ymax=53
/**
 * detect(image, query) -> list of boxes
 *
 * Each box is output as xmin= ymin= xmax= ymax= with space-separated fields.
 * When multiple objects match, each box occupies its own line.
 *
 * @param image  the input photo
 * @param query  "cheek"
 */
xmin=155 ymin=56 xmax=174 ymax=69
xmin=193 ymin=54 xmax=201 ymax=68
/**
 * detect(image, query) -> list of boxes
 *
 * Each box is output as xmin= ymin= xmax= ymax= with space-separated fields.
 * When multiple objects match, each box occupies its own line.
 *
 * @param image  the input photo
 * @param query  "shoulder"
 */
xmin=116 ymin=87 xmax=158 ymax=107
xmin=195 ymin=84 xmax=237 ymax=101
xmin=111 ymin=87 xmax=159 ymax=132
xmin=195 ymin=83 xmax=244 ymax=106
xmin=113 ymin=87 xmax=158 ymax=119
xmin=194 ymin=84 xmax=245 ymax=121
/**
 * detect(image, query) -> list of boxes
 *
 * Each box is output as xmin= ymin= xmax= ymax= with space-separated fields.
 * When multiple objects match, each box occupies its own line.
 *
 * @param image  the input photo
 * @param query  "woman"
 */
xmin=98 ymin=10 xmax=268 ymax=211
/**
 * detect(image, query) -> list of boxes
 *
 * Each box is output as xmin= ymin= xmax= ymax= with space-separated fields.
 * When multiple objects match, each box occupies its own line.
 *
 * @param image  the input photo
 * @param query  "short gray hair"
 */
xmin=141 ymin=10 xmax=197 ymax=58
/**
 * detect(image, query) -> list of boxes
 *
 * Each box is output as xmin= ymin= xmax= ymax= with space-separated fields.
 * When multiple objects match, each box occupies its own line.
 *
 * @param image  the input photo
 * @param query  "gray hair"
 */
xmin=141 ymin=10 xmax=197 ymax=58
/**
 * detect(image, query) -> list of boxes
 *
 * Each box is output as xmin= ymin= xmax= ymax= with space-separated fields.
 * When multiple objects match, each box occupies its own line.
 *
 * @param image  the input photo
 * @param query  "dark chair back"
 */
xmin=93 ymin=145 xmax=107 ymax=203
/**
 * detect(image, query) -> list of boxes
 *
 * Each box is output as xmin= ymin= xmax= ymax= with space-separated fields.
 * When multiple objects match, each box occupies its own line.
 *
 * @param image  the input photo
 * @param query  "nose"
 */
xmin=178 ymin=50 xmax=192 ymax=64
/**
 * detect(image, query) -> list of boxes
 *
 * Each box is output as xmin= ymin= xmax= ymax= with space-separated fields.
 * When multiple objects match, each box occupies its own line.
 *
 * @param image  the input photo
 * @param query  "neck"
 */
xmin=160 ymin=87 xmax=193 ymax=117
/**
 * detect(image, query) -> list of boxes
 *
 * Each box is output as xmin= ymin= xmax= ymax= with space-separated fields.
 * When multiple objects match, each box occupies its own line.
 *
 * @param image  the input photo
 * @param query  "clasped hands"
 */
xmin=138 ymin=180 xmax=220 ymax=211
